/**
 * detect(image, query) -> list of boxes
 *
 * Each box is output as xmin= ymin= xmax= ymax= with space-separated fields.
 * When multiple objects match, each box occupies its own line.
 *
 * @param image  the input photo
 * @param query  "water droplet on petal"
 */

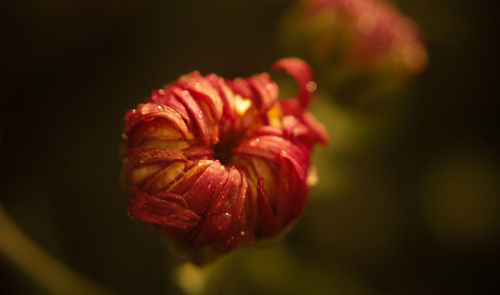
xmin=212 ymin=212 xmax=232 ymax=230
xmin=306 ymin=81 xmax=317 ymax=92
xmin=250 ymin=138 xmax=260 ymax=147
xmin=226 ymin=236 xmax=235 ymax=245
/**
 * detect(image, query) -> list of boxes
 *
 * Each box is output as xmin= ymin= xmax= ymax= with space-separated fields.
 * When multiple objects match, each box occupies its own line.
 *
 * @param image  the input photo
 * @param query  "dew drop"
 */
xmin=249 ymin=138 xmax=260 ymax=147
xmin=226 ymin=236 xmax=235 ymax=245
xmin=306 ymin=81 xmax=317 ymax=92
xmin=212 ymin=212 xmax=232 ymax=230
xmin=155 ymin=104 xmax=166 ymax=112
xmin=213 ymin=195 xmax=225 ymax=211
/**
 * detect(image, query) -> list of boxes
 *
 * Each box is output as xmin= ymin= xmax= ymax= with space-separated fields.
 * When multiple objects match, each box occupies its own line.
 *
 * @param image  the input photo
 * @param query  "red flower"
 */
xmin=308 ymin=0 xmax=427 ymax=69
xmin=123 ymin=58 xmax=327 ymax=258
xmin=281 ymin=0 xmax=428 ymax=103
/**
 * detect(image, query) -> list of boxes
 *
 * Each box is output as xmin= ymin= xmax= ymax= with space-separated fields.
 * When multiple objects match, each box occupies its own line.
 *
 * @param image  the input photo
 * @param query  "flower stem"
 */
xmin=0 ymin=204 xmax=114 ymax=295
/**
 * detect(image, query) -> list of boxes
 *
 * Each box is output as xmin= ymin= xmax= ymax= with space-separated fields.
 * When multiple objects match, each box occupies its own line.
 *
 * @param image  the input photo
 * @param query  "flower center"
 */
xmin=213 ymin=132 xmax=243 ymax=166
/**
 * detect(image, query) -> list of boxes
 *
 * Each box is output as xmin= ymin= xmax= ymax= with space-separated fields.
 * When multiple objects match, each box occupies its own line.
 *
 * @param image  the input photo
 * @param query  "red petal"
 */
xmin=128 ymin=147 xmax=187 ymax=167
xmin=206 ymin=74 xmax=237 ymax=120
xmin=169 ymin=86 xmax=211 ymax=147
xmin=165 ymin=160 xmax=213 ymax=196
xmin=281 ymin=98 xmax=329 ymax=146
xmin=226 ymin=78 xmax=253 ymax=99
xmin=128 ymin=190 xmax=201 ymax=229
xmin=183 ymin=161 xmax=228 ymax=215
xmin=125 ymin=103 xmax=189 ymax=138
xmin=256 ymin=177 xmax=278 ymax=235
xmin=302 ymin=111 xmax=329 ymax=146
xmin=248 ymin=73 xmax=278 ymax=113
xmin=182 ymin=145 xmax=215 ymax=160
xmin=147 ymin=90 xmax=191 ymax=126
xmin=234 ymin=135 xmax=309 ymax=171
xmin=176 ymin=71 xmax=223 ymax=121
xmin=190 ymin=167 xmax=248 ymax=251
xmin=272 ymin=57 xmax=314 ymax=107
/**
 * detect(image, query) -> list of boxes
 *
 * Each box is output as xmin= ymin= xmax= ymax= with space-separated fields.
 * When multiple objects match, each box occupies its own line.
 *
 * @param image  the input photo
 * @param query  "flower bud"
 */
xmin=281 ymin=0 xmax=428 ymax=104
xmin=123 ymin=58 xmax=327 ymax=261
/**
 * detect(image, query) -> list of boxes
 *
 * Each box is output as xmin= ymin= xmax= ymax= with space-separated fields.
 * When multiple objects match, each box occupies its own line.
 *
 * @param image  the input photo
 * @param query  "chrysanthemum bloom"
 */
xmin=281 ymin=0 xmax=428 ymax=104
xmin=122 ymin=58 xmax=327 ymax=260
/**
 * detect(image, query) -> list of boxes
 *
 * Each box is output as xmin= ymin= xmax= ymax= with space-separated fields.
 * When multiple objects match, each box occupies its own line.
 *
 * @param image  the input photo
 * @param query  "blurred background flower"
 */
xmin=280 ymin=0 xmax=428 ymax=105
xmin=1 ymin=0 xmax=498 ymax=294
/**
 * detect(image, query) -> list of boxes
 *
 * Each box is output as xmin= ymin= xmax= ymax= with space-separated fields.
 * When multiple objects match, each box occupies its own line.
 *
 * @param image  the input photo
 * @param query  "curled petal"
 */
xmin=226 ymin=74 xmax=279 ymax=113
xmin=256 ymin=177 xmax=277 ymax=236
xmin=226 ymin=78 xmax=253 ymax=101
xmin=166 ymin=160 xmax=213 ymax=196
xmin=128 ymin=148 xmax=186 ymax=167
xmin=248 ymin=74 xmax=279 ymax=113
xmin=206 ymin=74 xmax=237 ymax=120
xmin=128 ymin=190 xmax=201 ymax=229
xmin=183 ymin=161 xmax=228 ymax=215
xmin=182 ymin=145 xmax=215 ymax=160
xmin=281 ymin=99 xmax=329 ymax=146
xmin=147 ymin=90 xmax=191 ymax=126
xmin=234 ymin=135 xmax=309 ymax=170
xmin=176 ymin=71 xmax=223 ymax=121
xmin=169 ymin=86 xmax=212 ymax=147
xmin=190 ymin=168 xmax=249 ymax=251
xmin=256 ymin=153 xmax=307 ymax=237
xmin=125 ymin=103 xmax=189 ymax=141
xmin=273 ymin=57 xmax=314 ymax=107
xmin=301 ymin=111 xmax=329 ymax=146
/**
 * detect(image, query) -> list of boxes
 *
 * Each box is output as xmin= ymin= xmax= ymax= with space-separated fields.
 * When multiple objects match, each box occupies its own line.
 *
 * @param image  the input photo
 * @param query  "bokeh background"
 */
xmin=1 ymin=0 xmax=498 ymax=294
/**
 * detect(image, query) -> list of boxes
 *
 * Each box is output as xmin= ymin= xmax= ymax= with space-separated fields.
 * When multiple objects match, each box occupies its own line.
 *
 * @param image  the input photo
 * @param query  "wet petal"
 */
xmin=128 ymin=190 xmax=201 ymax=229
xmin=169 ymin=86 xmax=212 ymax=147
xmin=128 ymin=147 xmax=186 ymax=167
xmin=206 ymin=74 xmax=236 ymax=120
xmin=125 ymin=103 xmax=189 ymax=141
xmin=273 ymin=57 xmax=314 ymax=107
xmin=147 ymin=90 xmax=191 ymax=125
xmin=176 ymin=71 xmax=223 ymax=121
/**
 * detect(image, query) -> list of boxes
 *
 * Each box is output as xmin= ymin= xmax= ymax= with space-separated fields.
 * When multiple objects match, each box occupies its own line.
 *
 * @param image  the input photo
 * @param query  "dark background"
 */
xmin=1 ymin=0 xmax=498 ymax=294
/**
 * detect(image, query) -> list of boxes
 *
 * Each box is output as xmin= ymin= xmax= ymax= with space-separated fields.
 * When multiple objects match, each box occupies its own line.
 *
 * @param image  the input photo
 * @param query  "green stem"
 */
xmin=0 ymin=204 xmax=114 ymax=295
